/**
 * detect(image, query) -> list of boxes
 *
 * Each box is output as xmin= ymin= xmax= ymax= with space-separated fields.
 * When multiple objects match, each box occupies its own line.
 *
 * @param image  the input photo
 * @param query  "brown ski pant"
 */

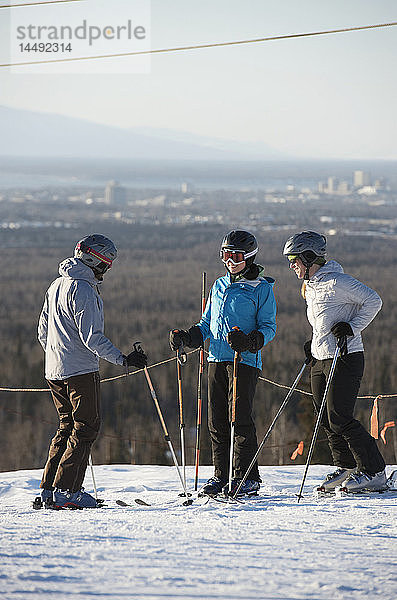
xmin=40 ymin=371 xmax=101 ymax=492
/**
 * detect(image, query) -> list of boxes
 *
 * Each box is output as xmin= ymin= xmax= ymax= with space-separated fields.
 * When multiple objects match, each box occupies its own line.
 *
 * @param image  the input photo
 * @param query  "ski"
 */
xmin=335 ymin=487 xmax=397 ymax=499
xmin=210 ymin=495 xmax=244 ymax=504
xmin=116 ymin=498 xmax=151 ymax=507
xmin=315 ymin=486 xmax=397 ymax=499
xmin=134 ymin=498 xmax=151 ymax=506
xmin=197 ymin=491 xmax=257 ymax=504
xmin=116 ymin=496 xmax=195 ymax=508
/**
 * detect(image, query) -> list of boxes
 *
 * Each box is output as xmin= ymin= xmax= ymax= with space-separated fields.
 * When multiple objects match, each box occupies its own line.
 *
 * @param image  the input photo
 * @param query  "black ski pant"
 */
xmin=208 ymin=361 xmax=260 ymax=482
xmin=311 ymin=352 xmax=385 ymax=474
xmin=40 ymin=371 xmax=101 ymax=492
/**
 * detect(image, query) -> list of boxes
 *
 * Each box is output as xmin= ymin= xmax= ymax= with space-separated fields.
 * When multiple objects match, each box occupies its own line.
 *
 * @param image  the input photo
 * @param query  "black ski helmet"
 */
xmin=220 ymin=230 xmax=258 ymax=260
xmin=74 ymin=234 xmax=117 ymax=277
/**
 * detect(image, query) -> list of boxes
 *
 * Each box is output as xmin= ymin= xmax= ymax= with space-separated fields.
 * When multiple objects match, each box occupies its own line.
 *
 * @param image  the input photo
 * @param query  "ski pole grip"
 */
xmin=231 ymin=326 xmax=241 ymax=360
xmin=133 ymin=341 xmax=144 ymax=353
xmin=177 ymin=346 xmax=187 ymax=365
xmin=172 ymin=330 xmax=187 ymax=364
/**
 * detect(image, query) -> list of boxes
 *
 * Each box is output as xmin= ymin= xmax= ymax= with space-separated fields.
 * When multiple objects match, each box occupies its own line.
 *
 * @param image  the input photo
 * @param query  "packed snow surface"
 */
xmin=0 ymin=464 xmax=396 ymax=600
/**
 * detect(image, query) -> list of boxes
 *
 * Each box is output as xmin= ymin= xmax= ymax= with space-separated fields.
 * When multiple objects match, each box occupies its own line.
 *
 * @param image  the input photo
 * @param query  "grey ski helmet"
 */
xmin=283 ymin=231 xmax=326 ymax=279
xmin=74 ymin=234 xmax=117 ymax=276
xmin=283 ymin=231 xmax=326 ymax=262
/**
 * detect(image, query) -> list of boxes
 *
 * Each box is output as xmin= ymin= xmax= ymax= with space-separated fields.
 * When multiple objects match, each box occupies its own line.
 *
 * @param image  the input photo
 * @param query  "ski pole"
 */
xmin=176 ymin=344 xmax=187 ymax=490
xmin=142 ymin=360 xmax=193 ymax=505
xmin=194 ymin=271 xmax=206 ymax=491
xmin=226 ymin=347 xmax=240 ymax=496
xmin=233 ymin=359 xmax=309 ymax=498
xmin=88 ymin=453 xmax=98 ymax=501
xmin=297 ymin=345 xmax=340 ymax=502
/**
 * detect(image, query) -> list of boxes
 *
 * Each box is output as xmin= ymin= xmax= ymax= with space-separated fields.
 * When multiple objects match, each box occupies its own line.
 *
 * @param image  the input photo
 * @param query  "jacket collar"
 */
xmin=59 ymin=258 xmax=97 ymax=285
xmin=310 ymin=260 xmax=344 ymax=281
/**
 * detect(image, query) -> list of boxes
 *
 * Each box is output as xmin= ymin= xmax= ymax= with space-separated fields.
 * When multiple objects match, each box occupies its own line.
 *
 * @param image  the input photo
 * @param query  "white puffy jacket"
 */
xmin=38 ymin=258 xmax=124 ymax=380
xmin=305 ymin=260 xmax=382 ymax=360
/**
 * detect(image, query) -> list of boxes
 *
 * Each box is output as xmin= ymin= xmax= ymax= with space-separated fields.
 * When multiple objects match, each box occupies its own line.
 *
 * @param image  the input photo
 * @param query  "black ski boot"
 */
xmin=198 ymin=476 xmax=227 ymax=497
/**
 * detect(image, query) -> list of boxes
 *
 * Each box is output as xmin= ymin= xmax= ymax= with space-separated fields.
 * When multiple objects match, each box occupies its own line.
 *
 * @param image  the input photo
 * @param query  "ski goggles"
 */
xmin=287 ymin=255 xmax=300 ymax=264
xmin=221 ymin=247 xmax=257 ymax=265
xmin=221 ymin=249 xmax=246 ymax=265
xmin=76 ymin=242 xmax=113 ymax=267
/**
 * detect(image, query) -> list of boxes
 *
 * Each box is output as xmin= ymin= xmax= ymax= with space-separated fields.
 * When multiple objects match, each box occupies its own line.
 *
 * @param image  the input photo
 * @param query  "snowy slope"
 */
xmin=0 ymin=464 xmax=396 ymax=600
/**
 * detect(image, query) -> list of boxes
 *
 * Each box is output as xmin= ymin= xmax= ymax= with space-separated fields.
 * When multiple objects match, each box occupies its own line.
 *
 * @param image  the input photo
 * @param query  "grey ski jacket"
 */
xmin=305 ymin=260 xmax=382 ymax=360
xmin=38 ymin=258 xmax=124 ymax=380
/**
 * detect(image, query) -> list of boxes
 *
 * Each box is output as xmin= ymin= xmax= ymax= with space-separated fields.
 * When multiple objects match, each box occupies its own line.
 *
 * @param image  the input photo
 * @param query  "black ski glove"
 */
xmin=169 ymin=326 xmax=203 ymax=351
xmin=227 ymin=329 xmax=249 ymax=352
xmin=247 ymin=330 xmax=265 ymax=353
xmin=331 ymin=321 xmax=354 ymax=356
xmin=227 ymin=329 xmax=264 ymax=353
xmin=123 ymin=347 xmax=147 ymax=369
xmin=303 ymin=340 xmax=315 ymax=366
xmin=169 ymin=329 xmax=190 ymax=351
xmin=330 ymin=322 xmax=354 ymax=338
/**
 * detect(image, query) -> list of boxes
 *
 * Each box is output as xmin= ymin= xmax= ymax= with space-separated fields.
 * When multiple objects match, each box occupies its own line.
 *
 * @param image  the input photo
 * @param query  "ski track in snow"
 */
xmin=0 ymin=464 xmax=396 ymax=600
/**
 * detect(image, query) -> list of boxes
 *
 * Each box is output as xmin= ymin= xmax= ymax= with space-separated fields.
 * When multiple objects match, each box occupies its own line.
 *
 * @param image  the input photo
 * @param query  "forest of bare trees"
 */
xmin=1 ymin=222 xmax=396 ymax=473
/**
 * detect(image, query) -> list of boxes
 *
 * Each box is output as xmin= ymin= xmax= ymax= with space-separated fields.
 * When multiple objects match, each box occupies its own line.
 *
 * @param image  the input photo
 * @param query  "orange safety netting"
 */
xmin=290 ymin=441 xmax=304 ymax=460
xmin=380 ymin=421 xmax=395 ymax=444
xmin=370 ymin=396 xmax=380 ymax=438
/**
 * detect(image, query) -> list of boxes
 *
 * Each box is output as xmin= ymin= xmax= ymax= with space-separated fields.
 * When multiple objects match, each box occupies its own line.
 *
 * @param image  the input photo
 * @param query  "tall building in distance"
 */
xmin=353 ymin=170 xmax=371 ymax=188
xmin=327 ymin=176 xmax=337 ymax=193
xmin=105 ymin=180 xmax=126 ymax=205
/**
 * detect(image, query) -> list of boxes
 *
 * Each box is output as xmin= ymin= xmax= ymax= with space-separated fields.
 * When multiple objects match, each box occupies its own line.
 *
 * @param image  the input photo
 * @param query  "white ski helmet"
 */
xmin=74 ymin=234 xmax=117 ymax=276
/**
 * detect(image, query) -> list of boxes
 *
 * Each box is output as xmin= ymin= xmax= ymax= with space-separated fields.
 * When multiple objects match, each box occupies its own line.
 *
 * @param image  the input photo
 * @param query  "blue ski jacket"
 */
xmin=196 ymin=271 xmax=277 ymax=369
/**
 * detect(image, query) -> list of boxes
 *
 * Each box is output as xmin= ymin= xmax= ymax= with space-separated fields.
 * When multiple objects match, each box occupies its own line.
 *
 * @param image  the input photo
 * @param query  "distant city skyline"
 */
xmin=1 ymin=0 xmax=396 ymax=160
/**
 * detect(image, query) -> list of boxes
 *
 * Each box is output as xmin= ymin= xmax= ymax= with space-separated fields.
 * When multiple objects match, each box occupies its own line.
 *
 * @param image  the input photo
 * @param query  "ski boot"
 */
xmin=335 ymin=469 xmax=387 ymax=496
xmin=314 ymin=467 xmax=355 ymax=498
xmin=53 ymin=488 xmax=98 ymax=509
xmin=223 ymin=478 xmax=260 ymax=498
xmin=198 ymin=476 xmax=227 ymax=497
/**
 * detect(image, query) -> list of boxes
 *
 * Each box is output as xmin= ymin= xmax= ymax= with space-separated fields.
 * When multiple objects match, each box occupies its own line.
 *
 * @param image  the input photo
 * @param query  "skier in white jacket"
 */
xmin=38 ymin=234 xmax=147 ymax=508
xmin=283 ymin=231 xmax=386 ymax=493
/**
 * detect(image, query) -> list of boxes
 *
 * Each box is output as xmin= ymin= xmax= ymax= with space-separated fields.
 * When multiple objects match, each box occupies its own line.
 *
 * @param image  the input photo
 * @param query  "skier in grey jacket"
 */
xmin=283 ymin=231 xmax=386 ymax=493
xmin=38 ymin=234 xmax=147 ymax=508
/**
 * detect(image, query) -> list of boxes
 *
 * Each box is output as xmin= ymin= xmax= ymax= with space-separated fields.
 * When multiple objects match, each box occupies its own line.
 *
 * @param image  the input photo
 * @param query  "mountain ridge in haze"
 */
xmin=0 ymin=105 xmax=284 ymax=160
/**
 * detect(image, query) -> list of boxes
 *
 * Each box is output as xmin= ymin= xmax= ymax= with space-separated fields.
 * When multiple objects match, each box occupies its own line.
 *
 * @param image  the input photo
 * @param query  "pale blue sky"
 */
xmin=1 ymin=0 xmax=396 ymax=159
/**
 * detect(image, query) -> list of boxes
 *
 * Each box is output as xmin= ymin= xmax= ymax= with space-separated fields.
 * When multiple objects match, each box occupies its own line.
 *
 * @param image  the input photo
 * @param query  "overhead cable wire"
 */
xmin=0 ymin=0 xmax=83 ymax=8
xmin=1 ymin=21 xmax=396 ymax=68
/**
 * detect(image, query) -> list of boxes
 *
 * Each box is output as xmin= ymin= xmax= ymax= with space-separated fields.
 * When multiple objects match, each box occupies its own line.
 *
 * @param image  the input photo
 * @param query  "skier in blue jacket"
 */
xmin=170 ymin=230 xmax=277 ymax=496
